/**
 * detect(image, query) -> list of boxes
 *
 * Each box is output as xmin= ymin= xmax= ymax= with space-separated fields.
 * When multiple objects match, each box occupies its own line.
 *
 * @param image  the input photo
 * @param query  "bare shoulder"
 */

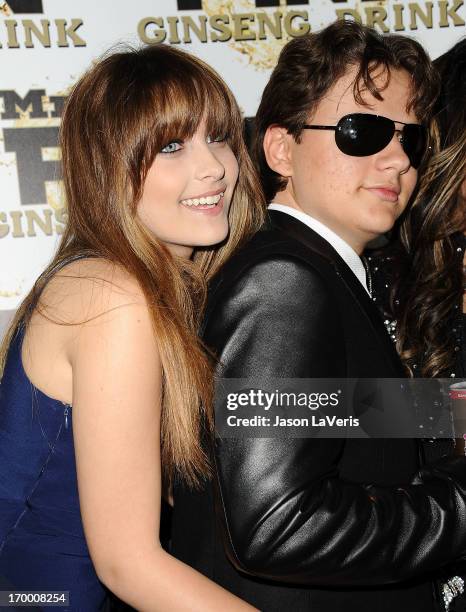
xmin=23 ymin=258 xmax=155 ymax=405
xmin=36 ymin=257 xmax=147 ymax=326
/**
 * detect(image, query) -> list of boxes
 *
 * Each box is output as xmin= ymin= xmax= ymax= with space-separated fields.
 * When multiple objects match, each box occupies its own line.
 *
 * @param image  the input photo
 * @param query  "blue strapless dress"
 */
xmin=0 ymin=327 xmax=109 ymax=611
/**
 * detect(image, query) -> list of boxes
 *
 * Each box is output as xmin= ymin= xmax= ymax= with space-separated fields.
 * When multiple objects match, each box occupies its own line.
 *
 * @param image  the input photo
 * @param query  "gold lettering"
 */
xmin=438 ymin=0 xmax=465 ymax=26
xmin=284 ymin=11 xmax=310 ymax=37
xmin=209 ymin=14 xmax=231 ymax=42
xmin=54 ymin=207 xmax=67 ymax=235
xmin=167 ymin=16 xmax=181 ymax=44
xmin=365 ymin=7 xmax=389 ymax=31
xmin=25 ymin=209 xmax=53 ymax=237
xmin=0 ymin=209 xmax=65 ymax=238
xmin=23 ymin=19 xmax=51 ymax=48
xmin=10 ymin=211 xmax=24 ymax=238
xmin=0 ymin=213 xmax=9 ymax=238
xmin=335 ymin=9 xmax=363 ymax=23
xmin=393 ymin=4 xmax=406 ymax=30
xmin=5 ymin=20 xmax=19 ymax=49
xmin=257 ymin=11 xmax=282 ymax=40
xmin=137 ymin=17 xmax=166 ymax=44
xmin=233 ymin=13 xmax=255 ymax=41
xmin=181 ymin=15 xmax=208 ymax=43
xmin=55 ymin=19 xmax=86 ymax=47
xmin=409 ymin=2 xmax=434 ymax=28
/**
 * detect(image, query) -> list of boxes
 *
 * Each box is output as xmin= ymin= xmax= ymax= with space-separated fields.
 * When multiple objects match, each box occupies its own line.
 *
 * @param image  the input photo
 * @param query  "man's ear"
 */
xmin=263 ymin=125 xmax=294 ymax=178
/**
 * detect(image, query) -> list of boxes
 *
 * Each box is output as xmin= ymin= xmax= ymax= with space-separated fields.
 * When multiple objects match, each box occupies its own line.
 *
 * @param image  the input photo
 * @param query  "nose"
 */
xmin=195 ymin=142 xmax=226 ymax=182
xmin=375 ymin=130 xmax=412 ymax=174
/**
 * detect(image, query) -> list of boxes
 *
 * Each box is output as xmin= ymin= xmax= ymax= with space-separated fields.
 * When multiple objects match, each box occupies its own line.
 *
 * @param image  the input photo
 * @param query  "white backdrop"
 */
xmin=0 ymin=0 xmax=465 ymax=334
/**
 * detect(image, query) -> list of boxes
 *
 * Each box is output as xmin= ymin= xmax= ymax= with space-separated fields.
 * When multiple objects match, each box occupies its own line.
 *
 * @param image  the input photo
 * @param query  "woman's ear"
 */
xmin=263 ymin=125 xmax=294 ymax=178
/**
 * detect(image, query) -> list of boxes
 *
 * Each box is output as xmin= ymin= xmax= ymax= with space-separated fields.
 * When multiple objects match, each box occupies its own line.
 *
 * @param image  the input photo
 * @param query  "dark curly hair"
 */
xmin=394 ymin=38 xmax=466 ymax=377
xmin=253 ymin=19 xmax=440 ymax=203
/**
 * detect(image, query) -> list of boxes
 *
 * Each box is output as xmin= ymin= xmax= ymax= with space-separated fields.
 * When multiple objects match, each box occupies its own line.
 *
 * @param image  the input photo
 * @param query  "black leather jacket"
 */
xmin=172 ymin=211 xmax=466 ymax=611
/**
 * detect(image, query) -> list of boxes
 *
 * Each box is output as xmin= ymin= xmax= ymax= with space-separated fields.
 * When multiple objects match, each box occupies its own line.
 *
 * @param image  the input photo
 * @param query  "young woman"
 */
xmin=369 ymin=38 xmax=465 ymax=383
xmin=0 ymin=44 xmax=264 ymax=610
xmin=368 ymin=38 xmax=466 ymax=611
xmin=392 ymin=38 xmax=465 ymax=380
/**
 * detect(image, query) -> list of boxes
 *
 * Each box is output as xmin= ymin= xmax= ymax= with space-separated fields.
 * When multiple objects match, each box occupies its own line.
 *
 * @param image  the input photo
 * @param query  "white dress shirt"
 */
xmin=268 ymin=203 xmax=370 ymax=294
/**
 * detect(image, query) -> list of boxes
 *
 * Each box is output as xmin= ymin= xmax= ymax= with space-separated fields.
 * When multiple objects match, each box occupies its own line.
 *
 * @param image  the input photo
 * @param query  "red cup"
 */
xmin=449 ymin=382 xmax=466 ymax=454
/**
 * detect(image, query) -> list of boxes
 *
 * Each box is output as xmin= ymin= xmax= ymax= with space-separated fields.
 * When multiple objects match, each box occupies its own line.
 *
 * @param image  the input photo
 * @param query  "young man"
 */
xmin=172 ymin=21 xmax=466 ymax=611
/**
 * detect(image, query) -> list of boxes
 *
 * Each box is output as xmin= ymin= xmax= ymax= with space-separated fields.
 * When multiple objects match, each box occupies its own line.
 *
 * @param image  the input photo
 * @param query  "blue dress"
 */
xmin=0 ymin=326 xmax=109 ymax=611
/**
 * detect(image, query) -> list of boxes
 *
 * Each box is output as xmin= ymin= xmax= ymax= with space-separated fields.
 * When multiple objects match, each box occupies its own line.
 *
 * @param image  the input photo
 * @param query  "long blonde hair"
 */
xmin=1 ymin=44 xmax=265 ymax=487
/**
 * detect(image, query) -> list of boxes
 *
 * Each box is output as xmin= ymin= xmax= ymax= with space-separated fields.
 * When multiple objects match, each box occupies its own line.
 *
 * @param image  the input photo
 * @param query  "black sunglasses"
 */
xmin=302 ymin=113 xmax=427 ymax=169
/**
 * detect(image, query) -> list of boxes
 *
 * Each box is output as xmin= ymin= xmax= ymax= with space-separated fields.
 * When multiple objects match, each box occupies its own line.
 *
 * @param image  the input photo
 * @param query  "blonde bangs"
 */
xmin=135 ymin=52 xmax=241 ymax=172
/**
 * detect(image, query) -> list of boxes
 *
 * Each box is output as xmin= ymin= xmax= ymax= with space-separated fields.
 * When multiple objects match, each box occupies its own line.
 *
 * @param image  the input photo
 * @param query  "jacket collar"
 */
xmin=268 ymin=210 xmax=406 ymax=375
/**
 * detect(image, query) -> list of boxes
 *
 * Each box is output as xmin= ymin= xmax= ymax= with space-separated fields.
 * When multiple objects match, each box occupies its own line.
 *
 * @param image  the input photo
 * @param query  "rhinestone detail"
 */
xmin=442 ymin=575 xmax=465 ymax=611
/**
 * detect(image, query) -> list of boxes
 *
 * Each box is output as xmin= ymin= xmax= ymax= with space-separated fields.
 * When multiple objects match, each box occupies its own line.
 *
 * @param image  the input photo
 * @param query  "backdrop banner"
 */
xmin=1 ymin=0 xmax=465 ymax=335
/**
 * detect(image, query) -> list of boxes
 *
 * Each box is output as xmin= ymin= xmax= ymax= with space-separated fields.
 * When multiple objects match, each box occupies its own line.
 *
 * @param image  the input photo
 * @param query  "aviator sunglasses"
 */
xmin=303 ymin=113 xmax=427 ymax=169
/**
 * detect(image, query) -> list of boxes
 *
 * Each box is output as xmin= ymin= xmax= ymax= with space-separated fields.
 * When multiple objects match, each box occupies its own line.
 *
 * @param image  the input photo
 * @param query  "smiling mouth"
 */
xmin=180 ymin=192 xmax=224 ymax=208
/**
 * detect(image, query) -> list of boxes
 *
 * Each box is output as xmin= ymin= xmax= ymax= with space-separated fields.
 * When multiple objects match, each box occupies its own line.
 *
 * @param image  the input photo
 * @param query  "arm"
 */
xmin=207 ymin=256 xmax=466 ymax=586
xmin=69 ymin=265 xmax=256 ymax=611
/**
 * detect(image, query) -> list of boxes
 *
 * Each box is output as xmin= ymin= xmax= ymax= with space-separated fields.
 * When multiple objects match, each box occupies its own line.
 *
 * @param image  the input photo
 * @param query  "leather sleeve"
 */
xmin=207 ymin=256 xmax=466 ymax=586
